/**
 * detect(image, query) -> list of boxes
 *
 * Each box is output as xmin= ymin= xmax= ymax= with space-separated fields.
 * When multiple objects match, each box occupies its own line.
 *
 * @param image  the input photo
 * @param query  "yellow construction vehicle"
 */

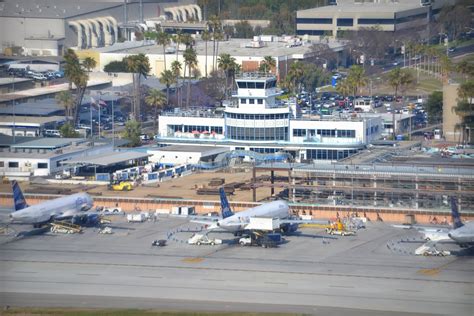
xmin=109 ymin=181 xmax=133 ymax=191
xmin=325 ymin=220 xmax=356 ymax=236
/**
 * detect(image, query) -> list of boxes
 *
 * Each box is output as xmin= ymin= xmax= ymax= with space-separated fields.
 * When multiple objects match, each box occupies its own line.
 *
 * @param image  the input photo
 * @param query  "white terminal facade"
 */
xmin=157 ymin=73 xmax=382 ymax=162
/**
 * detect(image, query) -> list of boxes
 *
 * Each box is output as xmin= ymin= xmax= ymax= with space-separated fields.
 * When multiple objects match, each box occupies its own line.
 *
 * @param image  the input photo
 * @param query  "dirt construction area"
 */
xmin=0 ymin=167 xmax=285 ymax=203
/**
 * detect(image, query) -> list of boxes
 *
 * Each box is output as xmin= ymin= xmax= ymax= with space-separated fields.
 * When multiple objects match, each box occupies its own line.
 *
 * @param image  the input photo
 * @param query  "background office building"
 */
xmin=296 ymin=0 xmax=457 ymax=39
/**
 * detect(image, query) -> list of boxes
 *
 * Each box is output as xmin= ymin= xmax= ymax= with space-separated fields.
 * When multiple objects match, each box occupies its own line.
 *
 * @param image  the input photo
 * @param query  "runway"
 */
xmin=0 ymin=217 xmax=473 ymax=315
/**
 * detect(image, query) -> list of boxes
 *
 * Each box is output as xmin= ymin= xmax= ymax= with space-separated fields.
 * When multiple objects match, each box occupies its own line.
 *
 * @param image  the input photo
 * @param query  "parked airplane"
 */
xmin=396 ymin=197 xmax=474 ymax=247
xmin=9 ymin=181 xmax=94 ymax=227
xmin=191 ymin=188 xmax=327 ymax=235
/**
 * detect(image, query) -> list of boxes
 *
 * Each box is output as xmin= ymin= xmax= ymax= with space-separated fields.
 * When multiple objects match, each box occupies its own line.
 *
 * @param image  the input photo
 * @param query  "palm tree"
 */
xmin=439 ymin=54 xmax=452 ymax=83
xmin=82 ymin=57 xmax=97 ymax=72
xmin=173 ymin=31 xmax=184 ymax=63
xmin=183 ymin=48 xmax=197 ymax=108
xmin=55 ymin=91 xmax=74 ymax=122
xmin=336 ymin=79 xmax=352 ymax=99
xmin=286 ymin=61 xmax=305 ymax=94
xmin=214 ymin=29 xmax=224 ymax=73
xmin=145 ymin=88 xmax=166 ymax=133
xmin=125 ymin=54 xmax=151 ymax=121
xmin=259 ymin=56 xmax=276 ymax=75
xmin=201 ymin=30 xmax=211 ymax=77
xmin=218 ymin=53 xmax=236 ymax=96
xmin=159 ymin=69 xmax=175 ymax=106
xmin=208 ymin=15 xmax=221 ymax=72
xmin=64 ymin=49 xmax=88 ymax=124
xmin=456 ymin=60 xmax=474 ymax=81
xmin=387 ymin=67 xmax=414 ymax=98
xmin=156 ymin=31 xmax=170 ymax=71
xmin=171 ymin=60 xmax=182 ymax=107
xmin=346 ymin=65 xmax=368 ymax=96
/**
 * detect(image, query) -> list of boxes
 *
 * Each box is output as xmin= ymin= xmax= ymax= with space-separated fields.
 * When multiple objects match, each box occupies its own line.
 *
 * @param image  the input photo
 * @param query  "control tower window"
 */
xmin=256 ymin=82 xmax=264 ymax=89
xmin=247 ymin=82 xmax=256 ymax=89
xmin=249 ymin=99 xmax=255 ymax=104
xmin=241 ymin=98 xmax=247 ymax=104
xmin=257 ymin=99 xmax=263 ymax=104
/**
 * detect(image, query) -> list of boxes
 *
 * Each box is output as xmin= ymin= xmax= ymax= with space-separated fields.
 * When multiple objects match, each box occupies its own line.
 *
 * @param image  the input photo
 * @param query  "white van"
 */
xmin=354 ymin=98 xmax=374 ymax=112
xmin=32 ymin=73 xmax=47 ymax=81
xmin=43 ymin=129 xmax=61 ymax=137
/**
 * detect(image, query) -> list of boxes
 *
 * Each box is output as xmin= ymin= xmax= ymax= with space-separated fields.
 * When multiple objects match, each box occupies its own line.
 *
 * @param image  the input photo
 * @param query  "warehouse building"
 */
xmin=0 ymin=0 xmax=202 ymax=56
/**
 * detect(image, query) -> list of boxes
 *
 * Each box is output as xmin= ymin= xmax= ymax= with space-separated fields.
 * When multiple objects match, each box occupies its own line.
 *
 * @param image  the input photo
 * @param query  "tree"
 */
xmin=156 ymin=31 xmax=170 ymax=71
xmin=160 ymin=69 xmax=175 ymax=107
xmin=302 ymin=63 xmax=329 ymax=93
xmin=173 ymin=31 xmax=184 ymax=63
xmin=122 ymin=120 xmax=141 ymax=147
xmin=286 ymin=61 xmax=305 ymax=94
xmin=425 ymin=91 xmax=443 ymax=124
xmin=171 ymin=60 xmax=182 ymax=107
xmin=201 ymin=30 xmax=212 ymax=77
xmin=336 ymin=79 xmax=352 ymax=98
xmin=103 ymin=60 xmax=127 ymax=73
xmin=234 ymin=20 xmax=254 ymax=38
xmin=183 ymin=47 xmax=198 ymax=108
xmin=59 ymin=123 xmax=80 ymax=138
xmin=387 ymin=67 xmax=414 ymax=98
xmin=259 ymin=56 xmax=276 ymax=74
xmin=82 ymin=57 xmax=97 ymax=72
xmin=437 ymin=4 xmax=471 ymax=40
xmin=208 ymin=15 xmax=222 ymax=72
xmin=55 ymin=91 xmax=74 ymax=122
xmin=452 ymin=80 xmax=474 ymax=144
xmin=346 ymin=65 xmax=368 ymax=96
xmin=145 ymin=89 xmax=166 ymax=133
xmin=125 ymin=54 xmax=150 ymax=120
xmin=456 ymin=59 xmax=474 ymax=81
xmin=218 ymin=53 xmax=237 ymax=96
xmin=64 ymin=49 xmax=89 ymax=124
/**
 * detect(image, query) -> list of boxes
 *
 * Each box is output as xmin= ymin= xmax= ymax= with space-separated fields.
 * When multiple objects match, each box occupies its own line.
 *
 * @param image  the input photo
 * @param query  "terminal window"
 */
xmin=37 ymin=163 xmax=48 ymax=169
xmin=337 ymin=18 xmax=353 ymax=27
xmin=8 ymin=162 xmax=19 ymax=168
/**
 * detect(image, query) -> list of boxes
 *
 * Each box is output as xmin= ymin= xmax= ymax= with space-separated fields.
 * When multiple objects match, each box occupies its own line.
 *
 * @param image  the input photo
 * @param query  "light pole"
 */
xmin=10 ymin=74 xmax=16 ymax=143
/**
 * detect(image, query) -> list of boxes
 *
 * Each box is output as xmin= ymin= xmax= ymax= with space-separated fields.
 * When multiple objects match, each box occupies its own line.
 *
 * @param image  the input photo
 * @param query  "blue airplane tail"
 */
xmin=450 ymin=197 xmax=463 ymax=229
xmin=219 ymin=187 xmax=234 ymax=219
xmin=12 ymin=180 xmax=28 ymax=211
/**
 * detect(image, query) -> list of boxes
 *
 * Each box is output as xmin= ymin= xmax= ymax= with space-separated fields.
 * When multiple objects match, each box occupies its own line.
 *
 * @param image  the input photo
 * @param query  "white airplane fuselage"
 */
xmin=448 ymin=222 xmax=474 ymax=244
xmin=10 ymin=193 xmax=93 ymax=224
xmin=217 ymin=200 xmax=289 ymax=232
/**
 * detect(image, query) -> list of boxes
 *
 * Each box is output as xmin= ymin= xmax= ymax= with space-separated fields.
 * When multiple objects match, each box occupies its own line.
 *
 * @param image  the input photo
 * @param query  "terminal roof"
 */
xmin=63 ymin=151 xmax=150 ymax=166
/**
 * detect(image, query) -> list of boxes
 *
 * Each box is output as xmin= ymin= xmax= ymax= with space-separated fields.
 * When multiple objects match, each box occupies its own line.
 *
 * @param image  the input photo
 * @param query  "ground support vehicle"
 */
xmin=109 ymin=181 xmax=133 ymax=191
xmin=188 ymin=233 xmax=222 ymax=246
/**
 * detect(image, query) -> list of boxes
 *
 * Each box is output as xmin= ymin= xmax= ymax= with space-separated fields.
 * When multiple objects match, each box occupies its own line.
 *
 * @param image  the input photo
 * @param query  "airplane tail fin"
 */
xmin=219 ymin=187 xmax=234 ymax=219
xmin=450 ymin=197 xmax=463 ymax=229
xmin=12 ymin=180 xmax=28 ymax=211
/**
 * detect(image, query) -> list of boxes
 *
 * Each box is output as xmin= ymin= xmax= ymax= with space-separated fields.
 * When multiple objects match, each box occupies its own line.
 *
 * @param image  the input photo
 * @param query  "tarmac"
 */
xmin=0 ymin=215 xmax=473 ymax=315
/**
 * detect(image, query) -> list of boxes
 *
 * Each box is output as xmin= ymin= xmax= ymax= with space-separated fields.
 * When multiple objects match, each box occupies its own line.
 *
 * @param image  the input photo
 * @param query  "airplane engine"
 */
xmin=72 ymin=213 xmax=101 ymax=226
xmin=280 ymin=223 xmax=298 ymax=234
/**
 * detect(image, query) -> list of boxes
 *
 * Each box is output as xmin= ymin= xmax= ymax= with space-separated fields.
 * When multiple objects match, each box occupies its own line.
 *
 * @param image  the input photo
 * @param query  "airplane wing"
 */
xmin=392 ymin=224 xmax=450 ymax=233
xmin=278 ymin=218 xmax=329 ymax=225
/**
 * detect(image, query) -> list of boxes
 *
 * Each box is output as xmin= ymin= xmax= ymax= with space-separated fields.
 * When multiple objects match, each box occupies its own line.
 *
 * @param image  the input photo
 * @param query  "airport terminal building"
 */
xmin=157 ymin=73 xmax=382 ymax=162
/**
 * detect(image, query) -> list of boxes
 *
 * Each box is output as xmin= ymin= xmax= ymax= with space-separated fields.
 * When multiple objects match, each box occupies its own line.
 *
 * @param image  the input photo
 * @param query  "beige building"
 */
xmin=296 ymin=0 xmax=456 ymax=39
xmin=443 ymin=83 xmax=461 ymax=142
